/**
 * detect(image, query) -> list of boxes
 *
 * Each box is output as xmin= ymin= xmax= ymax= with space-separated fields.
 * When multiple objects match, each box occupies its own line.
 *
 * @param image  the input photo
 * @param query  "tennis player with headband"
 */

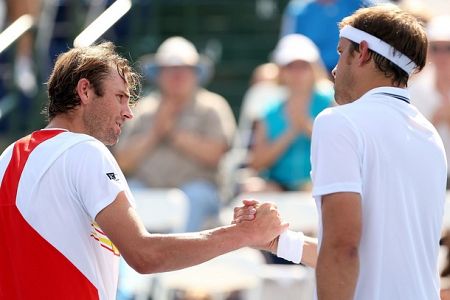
xmin=234 ymin=4 xmax=447 ymax=300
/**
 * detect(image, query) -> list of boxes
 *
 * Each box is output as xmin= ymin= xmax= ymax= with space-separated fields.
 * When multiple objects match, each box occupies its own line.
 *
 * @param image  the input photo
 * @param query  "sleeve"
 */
xmin=71 ymin=141 xmax=134 ymax=220
xmin=203 ymin=93 xmax=237 ymax=146
xmin=311 ymin=108 xmax=363 ymax=197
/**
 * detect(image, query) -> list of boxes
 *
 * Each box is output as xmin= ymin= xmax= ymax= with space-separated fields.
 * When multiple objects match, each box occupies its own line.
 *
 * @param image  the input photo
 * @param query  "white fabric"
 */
xmin=340 ymin=25 xmax=417 ymax=75
xmin=276 ymin=230 xmax=304 ymax=264
xmin=311 ymin=87 xmax=447 ymax=300
xmin=0 ymin=131 xmax=134 ymax=300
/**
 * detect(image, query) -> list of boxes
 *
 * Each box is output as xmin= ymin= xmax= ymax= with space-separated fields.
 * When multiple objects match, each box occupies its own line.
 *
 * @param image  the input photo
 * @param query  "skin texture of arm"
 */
xmin=316 ymin=192 xmax=362 ymax=300
xmin=95 ymin=191 xmax=288 ymax=274
xmin=301 ymin=235 xmax=318 ymax=268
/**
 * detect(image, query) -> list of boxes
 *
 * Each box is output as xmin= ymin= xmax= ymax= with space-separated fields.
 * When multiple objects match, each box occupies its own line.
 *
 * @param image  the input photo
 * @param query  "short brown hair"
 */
xmin=45 ymin=42 xmax=141 ymax=120
xmin=339 ymin=5 xmax=428 ymax=86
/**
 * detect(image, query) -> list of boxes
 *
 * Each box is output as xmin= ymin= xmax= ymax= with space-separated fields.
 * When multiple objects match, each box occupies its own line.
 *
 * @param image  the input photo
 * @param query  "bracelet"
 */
xmin=276 ymin=230 xmax=304 ymax=264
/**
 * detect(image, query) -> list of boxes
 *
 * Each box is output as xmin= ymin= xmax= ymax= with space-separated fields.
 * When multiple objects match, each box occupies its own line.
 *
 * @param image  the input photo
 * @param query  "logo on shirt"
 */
xmin=106 ymin=172 xmax=119 ymax=181
xmin=90 ymin=222 xmax=120 ymax=256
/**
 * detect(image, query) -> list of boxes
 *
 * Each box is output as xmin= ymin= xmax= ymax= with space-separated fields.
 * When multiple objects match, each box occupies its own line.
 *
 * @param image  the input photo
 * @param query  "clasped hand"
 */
xmin=232 ymin=200 xmax=288 ymax=254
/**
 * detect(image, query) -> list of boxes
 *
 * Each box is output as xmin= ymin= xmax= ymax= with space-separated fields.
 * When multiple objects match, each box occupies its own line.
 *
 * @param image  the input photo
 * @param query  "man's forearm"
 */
xmin=316 ymin=245 xmax=359 ymax=300
xmin=98 ymin=194 xmax=286 ymax=275
xmin=131 ymin=225 xmax=248 ymax=274
xmin=301 ymin=236 xmax=318 ymax=268
xmin=267 ymin=232 xmax=317 ymax=267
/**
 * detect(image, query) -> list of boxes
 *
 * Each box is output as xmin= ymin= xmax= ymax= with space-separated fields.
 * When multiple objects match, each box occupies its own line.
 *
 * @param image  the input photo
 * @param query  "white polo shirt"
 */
xmin=311 ymin=87 xmax=447 ymax=300
xmin=0 ymin=130 xmax=134 ymax=299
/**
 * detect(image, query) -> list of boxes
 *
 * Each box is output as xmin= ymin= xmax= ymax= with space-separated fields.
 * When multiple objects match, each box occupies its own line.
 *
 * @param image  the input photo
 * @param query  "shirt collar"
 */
xmin=359 ymin=86 xmax=410 ymax=102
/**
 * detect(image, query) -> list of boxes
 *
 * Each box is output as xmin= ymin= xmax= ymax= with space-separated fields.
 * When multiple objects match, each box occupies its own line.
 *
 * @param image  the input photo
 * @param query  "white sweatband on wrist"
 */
xmin=339 ymin=25 xmax=417 ymax=75
xmin=276 ymin=230 xmax=304 ymax=264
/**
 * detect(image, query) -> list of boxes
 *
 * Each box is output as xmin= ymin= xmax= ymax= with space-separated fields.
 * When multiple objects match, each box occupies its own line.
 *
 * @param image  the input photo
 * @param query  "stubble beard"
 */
xmin=83 ymin=107 xmax=118 ymax=146
xmin=334 ymin=71 xmax=355 ymax=105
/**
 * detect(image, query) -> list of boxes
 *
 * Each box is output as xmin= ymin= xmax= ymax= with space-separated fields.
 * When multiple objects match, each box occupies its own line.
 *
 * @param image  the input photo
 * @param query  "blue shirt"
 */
xmin=281 ymin=0 xmax=374 ymax=72
xmin=262 ymin=87 xmax=333 ymax=190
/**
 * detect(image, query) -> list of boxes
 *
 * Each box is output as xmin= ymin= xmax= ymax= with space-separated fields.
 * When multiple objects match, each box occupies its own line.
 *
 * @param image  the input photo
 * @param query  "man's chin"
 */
xmin=99 ymin=136 xmax=119 ymax=146
xmin=108 ymin=137 xmax=119 ymax=146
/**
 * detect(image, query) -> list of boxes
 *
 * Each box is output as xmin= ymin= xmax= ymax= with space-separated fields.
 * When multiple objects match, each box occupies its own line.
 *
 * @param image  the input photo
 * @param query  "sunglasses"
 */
xmin=430 ymin=44 xmax=450 ymax=54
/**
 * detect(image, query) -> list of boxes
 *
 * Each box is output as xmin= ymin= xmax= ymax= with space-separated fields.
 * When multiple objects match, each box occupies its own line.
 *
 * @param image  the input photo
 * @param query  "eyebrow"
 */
xmin=117 ymin=90 xmax=130 ymax=98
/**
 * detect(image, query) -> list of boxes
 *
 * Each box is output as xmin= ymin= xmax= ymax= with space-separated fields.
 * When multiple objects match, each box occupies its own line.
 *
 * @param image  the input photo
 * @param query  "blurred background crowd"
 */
xmin=0 ymin=0 xmax=449 ymax=299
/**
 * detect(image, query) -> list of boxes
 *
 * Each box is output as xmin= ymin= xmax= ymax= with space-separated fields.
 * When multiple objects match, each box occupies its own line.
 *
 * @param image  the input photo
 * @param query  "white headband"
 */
xmin=339 ymin=25 xmax=417 ymax=75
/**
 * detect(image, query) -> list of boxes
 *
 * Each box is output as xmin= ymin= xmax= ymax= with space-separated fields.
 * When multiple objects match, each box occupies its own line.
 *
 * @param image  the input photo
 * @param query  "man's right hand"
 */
xmin=234 ymin=200 xmax=288 ymax=252
xmin=232 ymin=199 xmax=259 ymax=224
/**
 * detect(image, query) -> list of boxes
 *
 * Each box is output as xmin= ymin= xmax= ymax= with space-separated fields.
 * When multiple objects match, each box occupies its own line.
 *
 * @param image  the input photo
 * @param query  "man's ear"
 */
xmin=76 ymin=78 xmax=91 ymax=104
xmin=358 ymin=41 xmax=372 ymax=66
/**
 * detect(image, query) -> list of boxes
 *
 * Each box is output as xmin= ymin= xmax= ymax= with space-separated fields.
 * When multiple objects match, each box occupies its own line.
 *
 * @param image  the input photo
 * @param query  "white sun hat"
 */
xmin=272 ymin=34 xmax=320 ymax=66
xmin=140 ymin=36 xmax=213 ymax=84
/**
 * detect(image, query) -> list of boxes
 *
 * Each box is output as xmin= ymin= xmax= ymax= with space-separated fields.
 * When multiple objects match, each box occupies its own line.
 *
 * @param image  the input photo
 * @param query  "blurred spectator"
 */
xmin=280 ymin=0 xmax=374 ymax=73
xmin=250 ymin=62 xmax=279 ymax=86
xmin=403 ymin=0 xmax=450 ymax=18
xmin=409 ymin=15 xmax=450 ymax=187
xmin=0 ymin=0 xmax=41 ymax=142
xmin=235 ymin=62 xmax=286 ymax=149
xmin=220 ymin=62 xmax=285 ymax=202
xmin=398 ymin=0 xmax=432 ymax=24
xmin=241 ymin=34 xmax=334 ymax=193
xmin=6 ymin=0 xmax=41 ymax=96
xmin=114 ymin=36 xmax=236 ymax=232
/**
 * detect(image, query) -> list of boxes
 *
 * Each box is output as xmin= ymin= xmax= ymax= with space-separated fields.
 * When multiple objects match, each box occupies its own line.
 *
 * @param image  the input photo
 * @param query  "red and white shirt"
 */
xmin=0 ymin=129 xmax=133 ymax=299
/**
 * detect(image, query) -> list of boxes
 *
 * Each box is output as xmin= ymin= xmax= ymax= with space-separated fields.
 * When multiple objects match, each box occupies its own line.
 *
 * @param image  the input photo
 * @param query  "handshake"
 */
xmin=231 ymin=200 xmax=309 ymax=265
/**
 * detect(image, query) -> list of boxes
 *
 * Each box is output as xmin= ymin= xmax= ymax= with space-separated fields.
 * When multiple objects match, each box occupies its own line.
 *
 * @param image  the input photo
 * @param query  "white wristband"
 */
xmin=276 ymin=230 xmax=304 ymax=264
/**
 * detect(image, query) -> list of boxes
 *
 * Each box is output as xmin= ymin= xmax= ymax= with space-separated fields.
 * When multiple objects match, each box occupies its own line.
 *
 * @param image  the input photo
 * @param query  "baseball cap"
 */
xmin=272 ymin=34 xmax=320 ymax=66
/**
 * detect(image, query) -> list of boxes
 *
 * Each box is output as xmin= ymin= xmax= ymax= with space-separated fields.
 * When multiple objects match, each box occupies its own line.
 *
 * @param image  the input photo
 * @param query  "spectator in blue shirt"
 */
xmin=241 ymin=34 xmax=334 ymax=193
xmin=281 ymin=0 xmax=374 ymax=73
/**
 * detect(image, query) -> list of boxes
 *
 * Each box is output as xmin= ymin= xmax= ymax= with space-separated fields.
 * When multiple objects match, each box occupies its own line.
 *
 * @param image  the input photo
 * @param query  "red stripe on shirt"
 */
xmin=0 ymin=130 xmax=99 ymax=299
xmin=95 ymin=227 xmax=106 ymax=235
